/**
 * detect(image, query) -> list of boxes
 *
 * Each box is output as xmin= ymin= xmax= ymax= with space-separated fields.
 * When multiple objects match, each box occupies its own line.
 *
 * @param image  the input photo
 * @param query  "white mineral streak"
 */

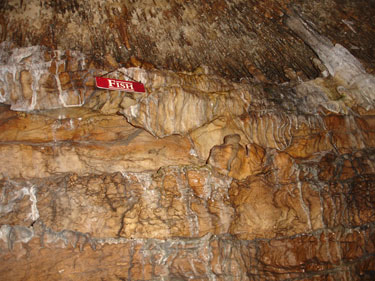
xmin=58 ymin=89 xmax=84 ymax=108
xmin=210 ymin=175 xmax=233 ymax=233
xmin=0 ymin=44 xmax=48 ymax=110
xmin=0 ymin=40 xmax=374 ymax=161
xmin=0 ymin=182 xmax=39 ymax=222
xmin=118 ymin=61 xmax=373 ymax=157
xmin=13 ymin=226 xmax=34 ymax=243
xmin=134 ymin=172 xmax=153 ymax=191
xmin=0 ymin=225 xmax=34 ymax=245
xmin=0 ymin=43 xmax=87 ymax=111
xmin=21 ymin=185 xmax=40 ymax=222
xmin=189 ymin=148 xmax=198 ymax=157
xmin=175 ymin=169 xmax=199 ymax=237
xmin=0 ymin=225 xmax=12 ymax=243
xmin=286 ymin=15 xmax=375 ymax=111
xmin=119 ymin=67 xmax=149 ymax=85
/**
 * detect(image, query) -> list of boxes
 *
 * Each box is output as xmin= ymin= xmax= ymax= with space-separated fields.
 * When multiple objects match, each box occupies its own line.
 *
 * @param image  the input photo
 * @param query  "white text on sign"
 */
xmin=108 ymin=79 xmax=134 ymax=90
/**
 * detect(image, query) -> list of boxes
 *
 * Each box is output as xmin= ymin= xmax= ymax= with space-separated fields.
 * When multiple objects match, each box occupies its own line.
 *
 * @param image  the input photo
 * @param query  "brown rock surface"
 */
xmin=1 ymin=1 xmax=375 ymax=280
xmin=0 ymin=105 xmax=200 ymax=178
xmin=2 ymin=0 xmax=375 ymax=82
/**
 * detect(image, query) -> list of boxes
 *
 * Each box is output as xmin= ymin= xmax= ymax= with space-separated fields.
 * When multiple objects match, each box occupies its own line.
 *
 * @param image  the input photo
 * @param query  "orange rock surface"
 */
xmin=1 ymin=1 xmax=375 ymax=280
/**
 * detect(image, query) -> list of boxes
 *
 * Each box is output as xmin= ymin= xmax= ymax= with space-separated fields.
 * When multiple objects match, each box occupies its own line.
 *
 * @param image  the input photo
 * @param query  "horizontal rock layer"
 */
xmin=0 ymin=227 xmax=375 ymax=281
xmin=1 ymin=59 xmax=375 ymax=279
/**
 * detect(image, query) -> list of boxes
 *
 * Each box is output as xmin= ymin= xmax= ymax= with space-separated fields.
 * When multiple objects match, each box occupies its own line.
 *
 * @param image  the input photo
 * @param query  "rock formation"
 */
xmin=0 ymin=0 xmax=375 ymax=280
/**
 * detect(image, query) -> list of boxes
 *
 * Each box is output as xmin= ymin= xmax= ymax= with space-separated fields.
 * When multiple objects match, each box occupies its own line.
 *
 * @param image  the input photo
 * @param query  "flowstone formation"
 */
xmin=1 ymin=1 xmax=375 ymax=280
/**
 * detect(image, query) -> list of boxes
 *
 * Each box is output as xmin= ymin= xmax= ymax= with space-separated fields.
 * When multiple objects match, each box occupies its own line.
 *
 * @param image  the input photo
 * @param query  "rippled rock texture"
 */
xmin=1 ymin=1 xmax=375 ymax=280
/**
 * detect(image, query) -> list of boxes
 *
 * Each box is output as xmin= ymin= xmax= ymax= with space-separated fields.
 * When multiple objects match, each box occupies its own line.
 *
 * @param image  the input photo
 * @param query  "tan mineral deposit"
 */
xmin=0 ymin=0 xmax=375 ymax=280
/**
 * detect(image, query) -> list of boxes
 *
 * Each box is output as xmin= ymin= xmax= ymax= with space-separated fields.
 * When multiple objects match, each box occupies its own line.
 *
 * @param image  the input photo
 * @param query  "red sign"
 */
xmin=95 ymin=77 xmax=145 ymax=93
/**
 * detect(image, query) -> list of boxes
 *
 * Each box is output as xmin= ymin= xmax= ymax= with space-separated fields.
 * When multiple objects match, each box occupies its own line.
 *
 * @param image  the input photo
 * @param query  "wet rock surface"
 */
xmin=1 ymin=1 xmax=375 ymax=280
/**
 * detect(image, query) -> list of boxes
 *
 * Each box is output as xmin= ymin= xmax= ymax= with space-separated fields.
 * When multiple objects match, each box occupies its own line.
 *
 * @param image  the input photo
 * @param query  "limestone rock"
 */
xmin=1 ymin=1 xmax=375 ymax=280
xmin=207 ymin=134 xmax=265 ymax=180
xmin=120 ymin=73 xmax=252 ymax=137
xmin=0 ymin=106 xmax=201 ymax=178
xmin=1 ymin=63 xmax=375 ymax=280
xmin=0 ymin=44 xmax=91 ymax=111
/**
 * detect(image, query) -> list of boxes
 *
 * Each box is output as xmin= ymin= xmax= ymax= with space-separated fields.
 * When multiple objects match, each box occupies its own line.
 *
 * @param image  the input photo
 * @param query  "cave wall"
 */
xmin=0 ymin=0 xmax=375 ymax=280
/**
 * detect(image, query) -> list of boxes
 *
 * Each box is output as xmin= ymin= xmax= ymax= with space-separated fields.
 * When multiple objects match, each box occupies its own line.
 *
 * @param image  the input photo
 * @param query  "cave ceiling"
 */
xmin=1 ymin=0 xmax=374 ymax=83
